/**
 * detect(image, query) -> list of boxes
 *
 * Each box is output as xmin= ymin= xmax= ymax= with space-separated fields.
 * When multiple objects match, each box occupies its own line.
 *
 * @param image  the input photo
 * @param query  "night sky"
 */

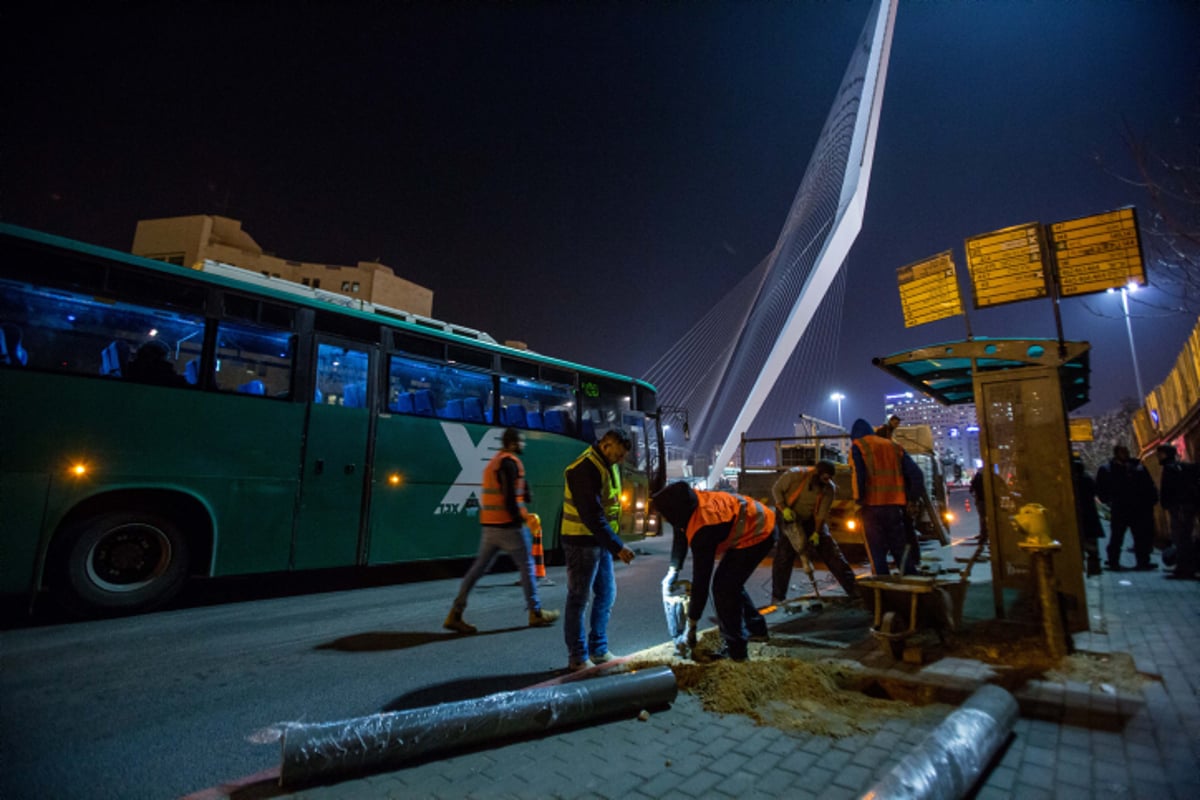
xmin=5 ymin=1 xmax=1198 ymax=429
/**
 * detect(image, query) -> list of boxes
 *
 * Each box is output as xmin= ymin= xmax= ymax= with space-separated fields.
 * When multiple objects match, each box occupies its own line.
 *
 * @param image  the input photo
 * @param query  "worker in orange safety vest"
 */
xmin=653 ymin=482 xmax=777 ymax=662
xmin=851 ymin=418 xmax=920 ymax=575
xmin=444 ymin=427 xmax=560 ymax=633
xmin=770 ymin=460 xmax=860 ymax=603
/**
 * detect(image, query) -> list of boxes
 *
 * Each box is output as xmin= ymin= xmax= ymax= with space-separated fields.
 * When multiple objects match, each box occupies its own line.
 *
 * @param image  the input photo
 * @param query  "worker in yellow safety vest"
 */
xmin=653 ymin=482 xmax=777 ymax=662
xmin=560 ymin=428 xmax=636 ymax=672
xmin=444 ymin=427 xmax=560 ymax=634
xmin=850 ymin=418 xmax=919 ymax=575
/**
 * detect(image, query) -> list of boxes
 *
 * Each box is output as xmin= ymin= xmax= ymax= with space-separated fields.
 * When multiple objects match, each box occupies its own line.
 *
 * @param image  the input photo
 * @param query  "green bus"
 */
xmin=0 ymin=223 xmax=665 ymax=616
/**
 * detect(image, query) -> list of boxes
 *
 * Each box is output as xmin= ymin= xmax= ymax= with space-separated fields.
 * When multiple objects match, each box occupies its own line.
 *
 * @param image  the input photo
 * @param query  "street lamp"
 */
xmin=1106 ymin=282 xmax=1145 ymax=401
xmin=829 ymin=392 xmax=845 ymax=428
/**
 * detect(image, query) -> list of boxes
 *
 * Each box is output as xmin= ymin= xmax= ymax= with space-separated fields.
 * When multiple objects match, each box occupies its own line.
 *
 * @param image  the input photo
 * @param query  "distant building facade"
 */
xmin=132 ymin=215 xmax=434 ymax=317
xmin=883 ymin=392 xmax=981 ymax=481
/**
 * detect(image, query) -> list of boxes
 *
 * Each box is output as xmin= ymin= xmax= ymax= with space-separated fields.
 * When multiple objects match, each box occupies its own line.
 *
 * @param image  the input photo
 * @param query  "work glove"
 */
xmin=809 ymin=529 xmax=820 ymax=549
xmin=526 ymin=513 xmax=542 ymax=535
xmin=662 ymin=567 xmax=679 ymax=593
xmin=781 ymin=507 xmax=795 ymax=523
xmin=686 ymin=618 xmax=698 ymax=651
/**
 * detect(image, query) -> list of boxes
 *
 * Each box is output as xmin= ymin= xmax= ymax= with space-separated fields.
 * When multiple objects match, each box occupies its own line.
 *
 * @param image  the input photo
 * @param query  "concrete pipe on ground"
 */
xmin=861 ymin=683 xmax=1018 ymax=800
xmin=279 ymin=665 xmax=678 ymax=787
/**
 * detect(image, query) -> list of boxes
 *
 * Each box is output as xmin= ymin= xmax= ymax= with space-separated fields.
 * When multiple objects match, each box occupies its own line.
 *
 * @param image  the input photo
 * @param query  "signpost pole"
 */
xmin=1043 ymin=224 xmax=1068 ymax=359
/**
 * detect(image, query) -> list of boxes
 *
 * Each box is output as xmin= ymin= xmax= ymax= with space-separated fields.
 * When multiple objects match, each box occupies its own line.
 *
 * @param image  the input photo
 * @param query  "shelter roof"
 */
xmin=873 ymin=338 xmax=1091 ymax=410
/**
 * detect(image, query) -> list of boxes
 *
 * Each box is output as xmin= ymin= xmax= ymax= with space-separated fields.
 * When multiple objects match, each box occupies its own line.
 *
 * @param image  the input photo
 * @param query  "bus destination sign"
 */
xmin=896 ymin=250 xmax=964 ymax=328
xmin=1049 ymin=207 xmax=1145 ymax=298
xmin=965 ymin=221 xmax=1048 ymax=309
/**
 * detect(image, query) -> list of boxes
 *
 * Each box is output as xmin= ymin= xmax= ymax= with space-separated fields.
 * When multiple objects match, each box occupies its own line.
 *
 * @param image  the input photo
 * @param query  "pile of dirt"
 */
xmin=940 ymin=619 xmax=1153 ymax=692
xmin=628 ymin=651 xmax=948 ymax=737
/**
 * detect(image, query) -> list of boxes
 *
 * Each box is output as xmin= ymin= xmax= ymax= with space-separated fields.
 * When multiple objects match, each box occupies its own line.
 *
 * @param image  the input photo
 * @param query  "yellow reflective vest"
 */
xmin=562 ymin=447 xmax=621 ymax=537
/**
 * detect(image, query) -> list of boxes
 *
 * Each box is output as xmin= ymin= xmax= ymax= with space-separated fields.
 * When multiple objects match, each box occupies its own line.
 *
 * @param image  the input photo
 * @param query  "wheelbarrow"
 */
xmin=858 ymin=573 xmax=967 ymax=660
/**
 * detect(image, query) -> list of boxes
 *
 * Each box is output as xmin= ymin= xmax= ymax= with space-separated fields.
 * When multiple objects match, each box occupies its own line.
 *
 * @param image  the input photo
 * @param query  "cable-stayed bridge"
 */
xmin=643 ymin=0 xmax=897 ymax=487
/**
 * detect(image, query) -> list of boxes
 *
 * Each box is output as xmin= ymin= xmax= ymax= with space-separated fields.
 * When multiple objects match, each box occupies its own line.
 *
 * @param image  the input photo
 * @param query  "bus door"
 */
xmin=292 ymin=338 xmax=376 ymax=570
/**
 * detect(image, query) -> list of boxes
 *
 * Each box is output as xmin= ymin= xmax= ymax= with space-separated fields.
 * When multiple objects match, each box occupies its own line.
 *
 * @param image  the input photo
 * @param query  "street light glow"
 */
xmin=1106 ymin=284 xmax=1145 ymax=400
xmin=830 ymin=392 xmax=845 ymax=428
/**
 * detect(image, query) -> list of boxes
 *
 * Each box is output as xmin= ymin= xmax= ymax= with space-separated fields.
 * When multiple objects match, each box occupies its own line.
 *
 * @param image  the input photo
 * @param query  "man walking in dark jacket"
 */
xmin=1096 ymin=445 xmax=1158 ymax=571
xmin=1156 ymin=443 xmax=1198 ymax=580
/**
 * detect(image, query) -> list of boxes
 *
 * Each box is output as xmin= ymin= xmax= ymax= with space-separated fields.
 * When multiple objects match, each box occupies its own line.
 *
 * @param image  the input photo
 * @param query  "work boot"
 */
xmin=1086 ymin=557 xmax=1102 ymax=577
xmin=443 ymin=609 xmax=477 ymax=635
xmin=528 ymin=608 xmax=560 ymax=627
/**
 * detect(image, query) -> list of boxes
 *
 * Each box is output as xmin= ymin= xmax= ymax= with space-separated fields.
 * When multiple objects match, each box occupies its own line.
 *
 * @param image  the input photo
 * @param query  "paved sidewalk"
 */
xmin=263 ymin=543 xmax=1200 ymax=800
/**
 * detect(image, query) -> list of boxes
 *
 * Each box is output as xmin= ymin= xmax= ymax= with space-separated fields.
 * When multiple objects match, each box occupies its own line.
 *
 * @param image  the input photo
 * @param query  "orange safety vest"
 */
xmin=853 ymin=435 xmax=906 ymax=506
xmin=480 ymin=451 xmax=528 ymax=526
xmin=783 ymin=469 xmax=829 ymax=508
xmin=685 ymin=491 xmax=775 ymax=555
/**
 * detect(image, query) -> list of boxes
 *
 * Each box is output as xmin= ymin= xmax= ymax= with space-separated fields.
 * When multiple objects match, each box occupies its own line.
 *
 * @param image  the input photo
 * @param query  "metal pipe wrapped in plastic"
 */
xmin=278 ymin=665 xmax=678 ymax=787
xmin=860 ymin=684 xmax=1018 ymax=800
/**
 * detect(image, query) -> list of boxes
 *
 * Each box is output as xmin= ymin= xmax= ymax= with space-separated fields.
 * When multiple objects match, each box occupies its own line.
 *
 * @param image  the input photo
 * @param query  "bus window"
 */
xmin=579 ymin=375 xmax=632 ymax=441
xmin=215 ymin=322 xmax=294 ymax=397
xmin=623 ymin=411 xmax=650 ymax=472
xmin=499 ymin=375 xmax=573 ymax=431
xmin=0 ymin=277 xmax=203 ymax=385
xmin=314 ymin=343 xmax=368 ymax=406
xmin=387 ymin=352 xmax=493 ymax=420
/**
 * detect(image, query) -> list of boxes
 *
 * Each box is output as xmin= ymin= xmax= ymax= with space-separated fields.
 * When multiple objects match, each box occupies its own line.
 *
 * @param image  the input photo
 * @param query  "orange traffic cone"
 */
xmin=527 ymin=513 xmax=553 ymax=585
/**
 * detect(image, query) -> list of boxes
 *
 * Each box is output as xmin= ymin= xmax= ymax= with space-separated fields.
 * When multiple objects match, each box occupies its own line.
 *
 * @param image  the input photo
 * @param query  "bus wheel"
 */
xmin=57 ymin=511 xmax=190 ymax=616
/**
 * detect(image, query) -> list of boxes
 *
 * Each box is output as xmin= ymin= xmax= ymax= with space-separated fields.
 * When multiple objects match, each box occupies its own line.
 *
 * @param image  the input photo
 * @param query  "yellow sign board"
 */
xmin=964 ymin=222 xmax=1048 ymax=309
xmin=896 ymin=251 xmax=964 ymax=328
xmin=1049 ymin=207 xmax=1145 ymax=297
xmin=1069 ymin=417 xmax=1094 ymax=443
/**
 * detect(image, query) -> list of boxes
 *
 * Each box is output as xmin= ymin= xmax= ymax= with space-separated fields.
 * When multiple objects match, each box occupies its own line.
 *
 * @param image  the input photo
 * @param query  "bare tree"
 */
xmin=1074 ymin=400 xmax=1140 ymax=474
xmin=1103 ymin=83 xmax=1200 ymax=312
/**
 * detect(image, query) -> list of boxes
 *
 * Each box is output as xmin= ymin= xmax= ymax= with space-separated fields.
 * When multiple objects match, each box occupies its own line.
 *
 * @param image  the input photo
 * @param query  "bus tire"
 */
xmin=56 ymin=510 xmax=190 ymax=616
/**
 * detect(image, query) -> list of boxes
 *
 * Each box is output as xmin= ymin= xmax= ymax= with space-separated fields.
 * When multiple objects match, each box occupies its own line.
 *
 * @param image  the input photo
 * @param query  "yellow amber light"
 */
xmin=69 ymin=463 xmax=88 ymax=478
xmin=846 ymin=519 xmax=857 ymax=531
xmin=388 ymin=473 xmax=403 ymax=486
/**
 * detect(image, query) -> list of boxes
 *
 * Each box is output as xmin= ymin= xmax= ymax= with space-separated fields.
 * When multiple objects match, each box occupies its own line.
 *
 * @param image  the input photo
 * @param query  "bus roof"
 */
xmin=0 ymin=222 xmax=657 ymax=392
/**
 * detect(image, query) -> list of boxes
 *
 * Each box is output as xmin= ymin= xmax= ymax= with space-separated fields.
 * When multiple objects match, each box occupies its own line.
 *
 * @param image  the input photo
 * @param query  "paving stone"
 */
xmin=830 ymin=763 xmax=872 ymax=791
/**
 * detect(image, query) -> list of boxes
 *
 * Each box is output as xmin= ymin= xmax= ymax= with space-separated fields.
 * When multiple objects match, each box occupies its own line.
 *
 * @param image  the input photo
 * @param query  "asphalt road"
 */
xmin=1 ymin=488 xmax=979 ymax=799
xmin=0 ymin=531 xmax=708 ymax=799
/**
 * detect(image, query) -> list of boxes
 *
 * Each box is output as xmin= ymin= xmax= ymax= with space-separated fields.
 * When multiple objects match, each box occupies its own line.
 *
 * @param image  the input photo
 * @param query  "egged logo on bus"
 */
xmin=437 ymin=423 xmax=504 ymax=515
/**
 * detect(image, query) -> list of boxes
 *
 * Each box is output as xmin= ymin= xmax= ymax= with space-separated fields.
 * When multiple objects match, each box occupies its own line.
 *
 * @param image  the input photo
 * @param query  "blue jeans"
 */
xmin=563 ymin=544 xmax=615 ymax=663
xmin=453 ymin=525 xmax=541 ymax=613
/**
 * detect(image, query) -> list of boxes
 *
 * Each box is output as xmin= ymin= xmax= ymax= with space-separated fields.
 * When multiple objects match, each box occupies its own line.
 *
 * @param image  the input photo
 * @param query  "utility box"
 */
xmin=975 ymin=364 xmax=1087 ymax=632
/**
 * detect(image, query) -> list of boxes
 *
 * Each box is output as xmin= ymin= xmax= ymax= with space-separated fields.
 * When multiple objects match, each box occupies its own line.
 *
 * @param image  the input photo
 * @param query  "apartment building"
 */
xmin=132 ymin=215 xmax=433 ymax=317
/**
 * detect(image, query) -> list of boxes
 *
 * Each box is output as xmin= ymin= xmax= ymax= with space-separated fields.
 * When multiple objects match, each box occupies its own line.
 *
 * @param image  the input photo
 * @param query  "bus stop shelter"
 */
xmin=873 ymin=338 xmax=1091 ymax=633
